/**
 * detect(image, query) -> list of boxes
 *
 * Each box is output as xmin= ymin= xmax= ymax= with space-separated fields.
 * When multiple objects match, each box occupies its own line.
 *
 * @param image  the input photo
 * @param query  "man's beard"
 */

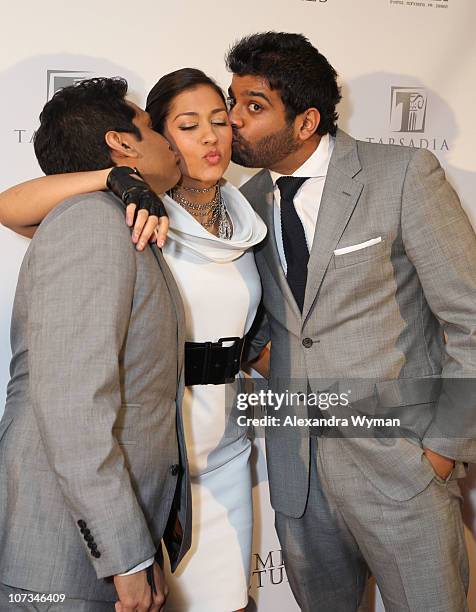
xmin=231 ymin=122 xmax=300 ymax=169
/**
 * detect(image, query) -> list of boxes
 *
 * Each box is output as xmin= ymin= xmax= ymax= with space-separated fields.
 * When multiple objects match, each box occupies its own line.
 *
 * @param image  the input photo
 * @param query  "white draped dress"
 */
xmin=161 ymin=181 xmax=267 ymax=611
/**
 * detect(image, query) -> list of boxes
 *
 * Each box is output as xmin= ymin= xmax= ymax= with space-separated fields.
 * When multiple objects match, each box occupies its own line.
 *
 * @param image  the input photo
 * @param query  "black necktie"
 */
xmin=277 ymin=176 xmax=310 ymax=312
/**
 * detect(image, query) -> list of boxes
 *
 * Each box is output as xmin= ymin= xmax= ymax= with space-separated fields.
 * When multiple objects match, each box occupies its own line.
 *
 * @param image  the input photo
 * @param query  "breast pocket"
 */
xmin=333 ymin=238 xmax=387 ymax=269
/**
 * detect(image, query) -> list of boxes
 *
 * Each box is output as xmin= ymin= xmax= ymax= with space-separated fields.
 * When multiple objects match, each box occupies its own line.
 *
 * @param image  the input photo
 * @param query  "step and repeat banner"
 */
xmin=1 ymin=1 xmax=475 ymax=610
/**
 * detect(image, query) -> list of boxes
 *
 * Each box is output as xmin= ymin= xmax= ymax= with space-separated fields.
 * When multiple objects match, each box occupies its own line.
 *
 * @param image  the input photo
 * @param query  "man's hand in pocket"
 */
xmin=423 ymin=447 xmax=455 ymax=480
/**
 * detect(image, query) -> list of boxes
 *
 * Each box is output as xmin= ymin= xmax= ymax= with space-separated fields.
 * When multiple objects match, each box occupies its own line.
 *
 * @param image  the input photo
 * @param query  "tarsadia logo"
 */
xmin=47 ymin=70 xmax=92 ymax=100
xmin=365 ymin=86 xmax=448 ymax=151
xmin=390 ymin=87 xmax=427 ymax=133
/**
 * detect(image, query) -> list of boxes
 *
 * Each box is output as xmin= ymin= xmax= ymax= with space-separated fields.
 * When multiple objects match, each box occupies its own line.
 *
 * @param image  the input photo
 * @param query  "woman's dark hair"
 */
xmin=146 ymin=68 xmax=227 ymax=134
xmin=34 ymin=77 xmax=141 ymax=175
xmin=225 ymin=32 xmax=341 ymax=136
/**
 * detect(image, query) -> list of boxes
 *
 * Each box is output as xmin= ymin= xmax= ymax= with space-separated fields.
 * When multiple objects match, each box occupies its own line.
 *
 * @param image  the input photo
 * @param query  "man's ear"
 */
xmin=105 ymin=130 xmax=140 ymax=163
xmin=296 ymin=108 xmax=320 ymax=142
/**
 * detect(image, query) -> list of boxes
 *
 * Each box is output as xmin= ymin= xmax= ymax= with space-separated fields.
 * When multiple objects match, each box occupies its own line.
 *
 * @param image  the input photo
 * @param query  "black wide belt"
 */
xmin=184 ymin=336 xmax=245 ymax=386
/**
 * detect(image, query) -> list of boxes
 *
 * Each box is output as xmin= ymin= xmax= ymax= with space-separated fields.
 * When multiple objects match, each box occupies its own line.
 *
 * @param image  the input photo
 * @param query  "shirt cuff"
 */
xmin=118 ymin=556 xmax=154 ymax=576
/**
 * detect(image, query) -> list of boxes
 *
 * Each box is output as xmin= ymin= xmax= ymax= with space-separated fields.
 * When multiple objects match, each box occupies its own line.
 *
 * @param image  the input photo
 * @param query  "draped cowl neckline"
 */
xmin=162 ymin=181 xmax=267 ymax=263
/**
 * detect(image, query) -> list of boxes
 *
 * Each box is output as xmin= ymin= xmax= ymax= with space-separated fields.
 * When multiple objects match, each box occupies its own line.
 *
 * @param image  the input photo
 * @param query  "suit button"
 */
xmin=170 ymin=464 xmax=180 ymax=476
xmin=85 ymin=534 xmax=94 ymax=543
xmin=302 ymin=337 xmax=313 ymax=348
xmin=82 ymin=528 xmax=91 ymax=537
xmin=77 ymin=520 xmax=87 ymax=529
xmin=90 ymin=543 xmax=98 ymax=551
xmin=91 ymin=550 xmax=101 ymax=558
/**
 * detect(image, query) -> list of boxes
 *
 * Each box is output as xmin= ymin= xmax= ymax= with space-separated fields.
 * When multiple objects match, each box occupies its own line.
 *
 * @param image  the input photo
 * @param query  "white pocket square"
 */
xmin=334 ymin=237 xmax=382 ymax=256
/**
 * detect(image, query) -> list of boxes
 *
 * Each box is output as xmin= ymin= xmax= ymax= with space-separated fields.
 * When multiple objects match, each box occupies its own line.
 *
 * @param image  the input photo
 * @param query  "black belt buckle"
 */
xmin=217 ymin=337 xmax=244 ymax=384
xmin=184 ymin=336 xmax=245 ymax=386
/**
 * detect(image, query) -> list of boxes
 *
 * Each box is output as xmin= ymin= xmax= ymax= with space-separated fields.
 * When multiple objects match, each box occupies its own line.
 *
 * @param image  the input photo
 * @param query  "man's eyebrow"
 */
xmin=246 ymin=90 xmax=272 ymax=105
xmin=227 ymin=87 xmax=272 ymax=105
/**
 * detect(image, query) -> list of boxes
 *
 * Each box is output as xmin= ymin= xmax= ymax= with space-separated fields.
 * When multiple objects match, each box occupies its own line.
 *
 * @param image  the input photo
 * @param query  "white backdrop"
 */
xmin=1 ymin=1 xmax=475 ymax=610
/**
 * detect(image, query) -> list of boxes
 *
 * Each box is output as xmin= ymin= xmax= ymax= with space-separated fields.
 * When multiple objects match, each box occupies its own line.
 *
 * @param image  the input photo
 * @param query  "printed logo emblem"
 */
xmin=47 ymin=70 xmax=92 ymax=100
xmin=390 ymin=87 xmax=427 ymax=133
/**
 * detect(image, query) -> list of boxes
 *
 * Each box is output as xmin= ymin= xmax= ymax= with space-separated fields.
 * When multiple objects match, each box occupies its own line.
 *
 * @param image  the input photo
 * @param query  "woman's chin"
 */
xmin=192 ymin=167 xmax=228 ymax=185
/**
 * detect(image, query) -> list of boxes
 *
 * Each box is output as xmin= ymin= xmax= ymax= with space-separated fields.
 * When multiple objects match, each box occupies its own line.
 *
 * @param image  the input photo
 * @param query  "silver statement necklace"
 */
xmin=181 ymin=184 xmax=216 ymax=194
xmin=171 ymin=184 xmax=233 ymax=240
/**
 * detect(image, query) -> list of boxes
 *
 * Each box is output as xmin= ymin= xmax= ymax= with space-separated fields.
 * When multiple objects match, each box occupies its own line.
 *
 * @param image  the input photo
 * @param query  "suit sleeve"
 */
xmin=27 ymin=197 xmax=156 ymax=578
xmin=243 ymin=303 xmax=270 ymax=363
xmin=401 ymin=148 xmax=476 ymax=462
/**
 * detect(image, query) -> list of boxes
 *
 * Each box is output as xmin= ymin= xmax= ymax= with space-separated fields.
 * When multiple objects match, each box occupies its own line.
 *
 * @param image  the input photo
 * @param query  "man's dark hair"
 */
xmin=146 ymin=68 xmax=227 ymax=134
xmin=226 ymin=32 xmax=341 ymax=136
xmin=34 ymin=77 xmax=141 ymax=175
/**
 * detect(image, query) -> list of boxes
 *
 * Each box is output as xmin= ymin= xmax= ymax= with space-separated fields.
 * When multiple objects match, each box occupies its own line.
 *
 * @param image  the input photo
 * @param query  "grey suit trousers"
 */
xmin=275 ymin=437 xmax=469 ymax=612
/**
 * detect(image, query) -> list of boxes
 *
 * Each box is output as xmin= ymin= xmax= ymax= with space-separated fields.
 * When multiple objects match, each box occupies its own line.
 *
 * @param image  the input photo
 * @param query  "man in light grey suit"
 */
xmin=0 ymin=78 xmax=190 ymax=611
xmin=226 ymin=33 xmax=476 ymax=611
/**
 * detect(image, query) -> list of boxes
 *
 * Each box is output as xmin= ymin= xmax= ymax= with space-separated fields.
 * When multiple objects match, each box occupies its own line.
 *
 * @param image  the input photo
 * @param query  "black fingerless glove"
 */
xmin=106 ymin=166 xmax=168 ymax=220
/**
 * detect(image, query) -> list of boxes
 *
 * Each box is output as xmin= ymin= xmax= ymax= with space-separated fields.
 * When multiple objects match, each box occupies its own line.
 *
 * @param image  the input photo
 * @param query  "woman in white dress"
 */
xmin=0 ymin=69 xmax=268 ymax=611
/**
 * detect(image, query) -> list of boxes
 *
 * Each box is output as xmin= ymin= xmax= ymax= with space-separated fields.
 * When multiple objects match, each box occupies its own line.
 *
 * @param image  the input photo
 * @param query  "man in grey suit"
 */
xmin=0 ymin=78 xmax=190 ymax=611
xmin=226 ymin=33 xmax=476 ymax=611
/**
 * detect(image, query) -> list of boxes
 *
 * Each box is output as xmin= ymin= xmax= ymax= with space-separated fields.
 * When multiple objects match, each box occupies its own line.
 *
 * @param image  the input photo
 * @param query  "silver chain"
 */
xmin=171 ymin=185 xmax=232 ymax=240
xmin=181 ymin=183 xmax=217 ymax=194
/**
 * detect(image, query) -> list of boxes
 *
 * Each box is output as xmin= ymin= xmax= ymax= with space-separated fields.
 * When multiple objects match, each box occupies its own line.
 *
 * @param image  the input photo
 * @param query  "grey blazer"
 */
xmin=0 ymin=192 xmax=191 ymax=602
xmin=242 ymin=129 xmax=476 ymax=518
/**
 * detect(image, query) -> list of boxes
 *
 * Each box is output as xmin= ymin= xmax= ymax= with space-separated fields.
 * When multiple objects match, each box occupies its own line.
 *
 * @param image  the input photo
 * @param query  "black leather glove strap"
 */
xmin=106 ymin=166 xmax=168 ymax=220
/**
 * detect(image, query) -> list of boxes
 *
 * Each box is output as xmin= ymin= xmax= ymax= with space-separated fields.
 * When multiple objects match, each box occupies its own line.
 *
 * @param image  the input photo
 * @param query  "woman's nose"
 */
xmin=202 ymin=128 xmax=218 ymax=145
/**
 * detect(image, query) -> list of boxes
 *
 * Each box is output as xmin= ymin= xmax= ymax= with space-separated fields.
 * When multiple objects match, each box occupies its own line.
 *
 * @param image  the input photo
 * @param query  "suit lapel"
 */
xmin=302 ymin=131 xmax=363 ymax=325
xmin=150 ymin=243 xmax=185 ymax=376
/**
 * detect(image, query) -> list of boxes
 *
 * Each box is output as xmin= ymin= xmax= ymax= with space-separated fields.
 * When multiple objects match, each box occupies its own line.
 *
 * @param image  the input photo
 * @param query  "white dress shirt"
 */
xmin=270 ymin=133 xmax=335 ymax=275
xmin=118 ymin=556 xmax=154 ymax=576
